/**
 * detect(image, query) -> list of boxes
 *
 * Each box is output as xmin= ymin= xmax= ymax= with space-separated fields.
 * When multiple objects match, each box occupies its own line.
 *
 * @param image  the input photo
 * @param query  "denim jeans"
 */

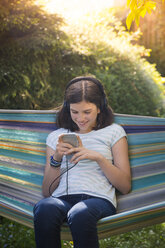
xmin=33 ymin=194 xmax=116 ymax=248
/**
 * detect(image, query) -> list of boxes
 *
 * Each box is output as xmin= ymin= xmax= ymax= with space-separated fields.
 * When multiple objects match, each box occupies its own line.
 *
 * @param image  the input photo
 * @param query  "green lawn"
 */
xmin=0 ymin=217 xmax=165 ymax=248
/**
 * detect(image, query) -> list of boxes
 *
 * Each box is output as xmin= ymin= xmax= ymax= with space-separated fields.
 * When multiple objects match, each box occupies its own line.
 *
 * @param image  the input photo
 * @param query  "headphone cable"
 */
xmin=48 ymin=161 xmax=78 ymax=196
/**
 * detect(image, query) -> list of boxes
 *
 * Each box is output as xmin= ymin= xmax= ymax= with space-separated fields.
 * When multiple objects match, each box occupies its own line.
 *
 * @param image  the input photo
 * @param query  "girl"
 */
xmin=33 ymin=76 xmax=131 ymax=248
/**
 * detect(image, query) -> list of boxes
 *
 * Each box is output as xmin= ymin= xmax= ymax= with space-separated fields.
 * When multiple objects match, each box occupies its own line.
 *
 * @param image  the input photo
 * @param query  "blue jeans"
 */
xmin=33 ymin=194 xmax=116 ymax=248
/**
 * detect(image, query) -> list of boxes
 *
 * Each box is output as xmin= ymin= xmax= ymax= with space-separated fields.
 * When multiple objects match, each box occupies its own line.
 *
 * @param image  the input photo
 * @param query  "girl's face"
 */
xmin=70 ymin=101 xmax=100 ymax=133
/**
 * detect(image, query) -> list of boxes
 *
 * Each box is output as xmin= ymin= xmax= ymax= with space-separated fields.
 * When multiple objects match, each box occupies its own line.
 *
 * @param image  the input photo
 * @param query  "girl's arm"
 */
xmin=42 ymin=146 xmax=61 ymax=197
xmin=97 ymin=137 xmax=131 ymax=194
xmin=42 ymin=134 xmax=77 ymax=197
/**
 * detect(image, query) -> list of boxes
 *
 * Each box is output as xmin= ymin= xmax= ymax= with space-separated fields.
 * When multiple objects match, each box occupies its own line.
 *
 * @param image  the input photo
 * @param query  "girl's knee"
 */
xmin=34 ymin=197 xmax=62 ymax=221
xmin=34 ymin=198 xmax=52 ymax=216
xmin=67 ymin=202 xmax=96 ymax=228
xmin=34 ymin=197 xmax=71 ymax=225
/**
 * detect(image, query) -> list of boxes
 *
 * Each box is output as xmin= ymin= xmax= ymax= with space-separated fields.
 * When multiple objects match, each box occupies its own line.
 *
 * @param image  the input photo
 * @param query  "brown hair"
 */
xmin=57 ymin=76 xmax=114 ymax=132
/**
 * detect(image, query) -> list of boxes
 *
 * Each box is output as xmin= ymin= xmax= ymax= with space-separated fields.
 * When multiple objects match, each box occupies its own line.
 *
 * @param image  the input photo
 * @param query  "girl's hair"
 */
xmin=57 ymin=76 xmax=114 ymax=131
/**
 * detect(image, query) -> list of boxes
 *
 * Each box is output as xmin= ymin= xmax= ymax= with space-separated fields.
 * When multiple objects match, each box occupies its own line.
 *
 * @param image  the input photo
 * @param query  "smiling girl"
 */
xmin=33 ymin=76 xmax=131 ymax=248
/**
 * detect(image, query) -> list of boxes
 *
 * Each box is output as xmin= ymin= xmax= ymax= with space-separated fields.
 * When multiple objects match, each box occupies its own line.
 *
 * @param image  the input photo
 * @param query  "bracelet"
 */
xmin=50 ymin=156 xmax=62 ymax=168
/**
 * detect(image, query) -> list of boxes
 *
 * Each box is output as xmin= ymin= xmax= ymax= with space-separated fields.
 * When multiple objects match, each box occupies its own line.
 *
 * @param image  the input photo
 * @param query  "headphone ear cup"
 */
xmin=104 ymin=97 xmax=108 ymax=108
xmin=64 ymin=101 xmax=70 ymax=112
xmin=100 ymin=96 xmax=107 ymax=110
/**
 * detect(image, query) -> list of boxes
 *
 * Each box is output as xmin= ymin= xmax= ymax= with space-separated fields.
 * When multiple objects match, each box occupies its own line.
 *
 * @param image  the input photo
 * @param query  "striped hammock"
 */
xmin=0 ymin=109 xmax=165 ymax=240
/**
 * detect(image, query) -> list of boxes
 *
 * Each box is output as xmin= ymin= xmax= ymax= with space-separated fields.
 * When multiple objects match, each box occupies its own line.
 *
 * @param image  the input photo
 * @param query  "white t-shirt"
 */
xmin=46 ymin=123 xmax=126 ymax=207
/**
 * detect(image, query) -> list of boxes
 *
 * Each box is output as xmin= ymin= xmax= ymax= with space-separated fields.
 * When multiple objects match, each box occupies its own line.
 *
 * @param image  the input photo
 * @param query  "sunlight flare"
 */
xmin=35 ymin=0 xmax=115 ymax=21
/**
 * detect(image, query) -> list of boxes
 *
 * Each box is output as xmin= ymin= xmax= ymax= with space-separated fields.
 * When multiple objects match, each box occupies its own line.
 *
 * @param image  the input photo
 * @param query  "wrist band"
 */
xmin=50 ymin=156 xmax=62 ymax=168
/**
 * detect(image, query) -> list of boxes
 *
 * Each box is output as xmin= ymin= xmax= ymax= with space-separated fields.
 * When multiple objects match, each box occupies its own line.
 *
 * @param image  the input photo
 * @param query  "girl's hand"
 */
xmin=55 ymin=135 xmax=83 ymax=161
xmin=65 ymin=137 xmax=103 ymax=164
xmin=54 ymin=134 xmax=73 ymax=160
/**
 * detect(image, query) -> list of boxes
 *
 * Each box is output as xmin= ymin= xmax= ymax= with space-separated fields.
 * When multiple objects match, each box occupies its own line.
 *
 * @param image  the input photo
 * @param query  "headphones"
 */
xmin=64 ymin=76 xmax=107 ymax=111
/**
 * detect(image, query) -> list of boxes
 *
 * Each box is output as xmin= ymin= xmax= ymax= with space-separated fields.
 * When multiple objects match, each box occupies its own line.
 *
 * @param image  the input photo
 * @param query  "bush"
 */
xmin=0 ymin=3 xmax=164 ymax=116
xmin=0 ymin=217 xmax=35 ymax=248
xmin=66 ymin=10 xmax=164 ymax=116
xmin=0 ymin=0 xmax=78 ymax=109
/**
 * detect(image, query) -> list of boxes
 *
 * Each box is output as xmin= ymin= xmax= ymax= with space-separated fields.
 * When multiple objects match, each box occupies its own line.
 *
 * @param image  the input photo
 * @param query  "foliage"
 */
xmin=99 ymin=223 xmax=165 ymax=248
xmin=126 ymin=0 xmax=165 ymax=30
xmin=0 ymin=217 xmax=165 ymax=248
xmin=140 ymin=3 xmax=165 ymax=77
xmin=0 ymin=217 xmax=35 ymax=248
xmin=0 ymin=1 xmax=164 ymax=116
xmin=0 ymin=0 xmax=97 ymax=109
xmin=65 ymin=10 xmax=164 ymax=116
xmin=115 ymin=2 xmax=165 ymax=77
xmin=0 ymin=0 xmax=75 ymax=109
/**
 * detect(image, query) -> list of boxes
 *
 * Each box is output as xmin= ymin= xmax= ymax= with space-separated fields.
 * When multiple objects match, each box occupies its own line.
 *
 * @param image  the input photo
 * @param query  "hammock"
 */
xmin=0 ymin=109 xmax=165 ymax=240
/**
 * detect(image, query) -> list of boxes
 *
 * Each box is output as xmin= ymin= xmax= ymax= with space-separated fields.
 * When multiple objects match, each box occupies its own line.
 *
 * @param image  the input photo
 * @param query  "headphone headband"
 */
xmin=66 ymin=77 xmax=107 ymax=101
xmin=66 ymin=76 xmax=103 ymax=91
xmin=64 ymin=76 xmax=107 ymax=110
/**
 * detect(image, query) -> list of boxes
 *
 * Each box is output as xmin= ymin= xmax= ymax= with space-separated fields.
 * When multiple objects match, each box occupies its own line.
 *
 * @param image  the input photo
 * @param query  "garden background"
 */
xmin=0 ymin=0 xmax=165 ymax=247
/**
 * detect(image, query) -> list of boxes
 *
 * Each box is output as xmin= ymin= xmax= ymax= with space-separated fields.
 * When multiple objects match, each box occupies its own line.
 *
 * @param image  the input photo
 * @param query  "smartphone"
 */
xmin=61 ymin=134 xmax=79 ymax=147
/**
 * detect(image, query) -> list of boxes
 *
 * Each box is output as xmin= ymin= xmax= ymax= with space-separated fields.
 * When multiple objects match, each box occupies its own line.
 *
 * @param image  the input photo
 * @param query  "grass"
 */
xmin=0 ymin=217 xmax=165 ymax=248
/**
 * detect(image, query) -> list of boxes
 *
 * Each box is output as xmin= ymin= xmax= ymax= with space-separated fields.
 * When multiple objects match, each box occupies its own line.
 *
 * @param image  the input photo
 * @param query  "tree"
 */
xmin=66 ymin=10 xmax=164 ymax=116
xmin=126 ymin=0 xmax=164 ymax=30
xmin=0 ymin=2 xmax=164 ymax=116
xmin=0 ymin=0 xmax=71 ymax=109
xmin=136 ymin=2 xmax=165 ymax=77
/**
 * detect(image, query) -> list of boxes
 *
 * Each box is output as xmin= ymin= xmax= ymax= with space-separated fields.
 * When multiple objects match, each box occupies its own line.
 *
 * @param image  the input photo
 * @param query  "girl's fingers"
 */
xmin=70 ymin=150 xmax=88 ymax=163
xmin=77 ymin=136 xmax=83 ymax=147
xmin=56 ymin=142 xmax=73 ymax=157
xmin=65 ymin=147 xmax=82 ymax=155
xmin=57 ymin=142 xmax=73 ymax=150
xmin=70 ymin=149 xmax=99 ymax=163
xmin=58 ymin=134 xmax=64 ymax=143
xmin=57 ymin=135 xmax=84 ymax=159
